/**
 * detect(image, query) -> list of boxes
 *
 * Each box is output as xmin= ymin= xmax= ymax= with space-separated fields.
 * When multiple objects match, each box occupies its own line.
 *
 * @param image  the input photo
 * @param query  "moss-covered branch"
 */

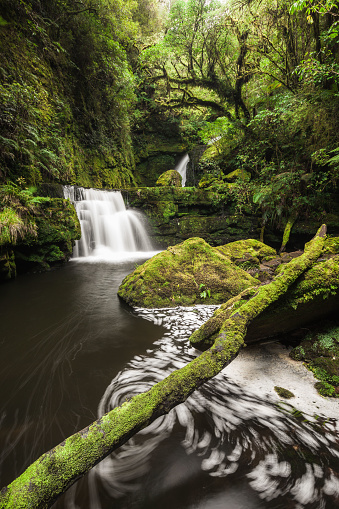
xmin=0 ymin=225 xmax=327 ymax=509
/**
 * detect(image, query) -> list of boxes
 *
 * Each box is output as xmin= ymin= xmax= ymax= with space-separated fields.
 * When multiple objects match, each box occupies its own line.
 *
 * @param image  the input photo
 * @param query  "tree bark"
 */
xmin=0 ymin=225 xmax=327 ymax=509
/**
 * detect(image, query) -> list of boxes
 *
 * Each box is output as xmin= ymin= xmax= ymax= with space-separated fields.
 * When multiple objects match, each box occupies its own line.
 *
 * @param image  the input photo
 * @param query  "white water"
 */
xmin=64 ymin=186 xmax=158 ymax=261
xmin=174 ymin=153 xmax=189 ymax=187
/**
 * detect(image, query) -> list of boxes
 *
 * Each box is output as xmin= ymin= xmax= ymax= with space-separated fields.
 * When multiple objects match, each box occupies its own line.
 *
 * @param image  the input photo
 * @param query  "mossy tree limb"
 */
xmin=0 ymin=225 xmax=327 ymax=509
xmin=280 ymin=211 xmax=298 ymax=253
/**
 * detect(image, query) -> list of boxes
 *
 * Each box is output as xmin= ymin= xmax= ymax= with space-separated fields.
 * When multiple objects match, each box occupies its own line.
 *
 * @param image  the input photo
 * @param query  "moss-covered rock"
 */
xmin=156 ymin=170 xmax=182 ymax=187
xmin=123 ymin=186 xmax=261 ymax=248
xmin=216 ymin=239 xmax=276 ymax=269
xmin=290 ymin=324 xmax=339 ymax=397
xmin=0 ymin=198 xmax=81 ymax=279
xmin=224 ymin=169 xmax=251 ymax=182
xmin=198 ymin=176 xmax=228 ymax=190
xmin=274 ymin=386 xmax=295 ymax=399
xmin=118 ymin=237 xmax=257 ymax=308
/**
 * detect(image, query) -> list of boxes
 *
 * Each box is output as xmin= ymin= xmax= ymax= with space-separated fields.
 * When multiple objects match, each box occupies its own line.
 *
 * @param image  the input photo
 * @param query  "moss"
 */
xmin=216 ymin=239 xmax=276 ymax=264
xmin=224 ymin=169 xmax=251 ymax=182
xmin=290 ymin=323 xmax=339 ymax=397
xmin=118 ymin=237 xmax=257 ymax=308
xmin=280 ymin=212 xmax=298 ymax=252
xmin=323 ymin=236 xmax=339 ymax=255
xmin=289 ymin=256 xmax=339 ymax=306
xmin=290 ymin=345 xmax=306 ymax=361
xmin=314 ymin=381 xmax=336 ymax=397
xmin=156 ymin=170 xmax=182 ymax=187
xmin=274 ymin=386 xmax=295 ymax=399
xmin=190 ymin=225 xmax=327 ymax=349
xmin=10 ymin=198 xmax=81 ymax=276
xmin=200 ymin=144 xmax=220 ymax=161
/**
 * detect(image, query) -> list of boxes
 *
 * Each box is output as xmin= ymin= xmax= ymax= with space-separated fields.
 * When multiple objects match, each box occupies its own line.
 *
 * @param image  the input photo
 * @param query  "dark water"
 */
xmin=0 ymin=260 xmax=163 ymax=487
xmin=0 ymin=261 xmax=339 ymax=509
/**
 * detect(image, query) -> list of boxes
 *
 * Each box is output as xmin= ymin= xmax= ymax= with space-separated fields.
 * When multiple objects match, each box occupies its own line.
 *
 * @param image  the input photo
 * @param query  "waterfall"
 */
xmin=174 ymin=153 xmax=189 ymax=187
xmin=64 ymin=186 xmax=156 ymax=261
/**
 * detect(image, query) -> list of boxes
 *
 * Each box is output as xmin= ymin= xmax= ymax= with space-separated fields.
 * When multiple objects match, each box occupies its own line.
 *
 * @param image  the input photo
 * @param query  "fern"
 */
xmin=327 ymin=147 xmax=339 ymax=166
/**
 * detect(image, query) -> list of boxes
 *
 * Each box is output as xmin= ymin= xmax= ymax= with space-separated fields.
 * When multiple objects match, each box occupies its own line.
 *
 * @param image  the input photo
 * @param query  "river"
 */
xmin=0 ymin=189 xmax=338 ymax=508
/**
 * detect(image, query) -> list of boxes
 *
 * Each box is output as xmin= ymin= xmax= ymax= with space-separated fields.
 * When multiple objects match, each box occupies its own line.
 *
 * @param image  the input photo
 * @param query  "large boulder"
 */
xmin=118 ymin=237 xmax=257 ymax=308
xmin=156 ymin=170 xmax=182 ymax=187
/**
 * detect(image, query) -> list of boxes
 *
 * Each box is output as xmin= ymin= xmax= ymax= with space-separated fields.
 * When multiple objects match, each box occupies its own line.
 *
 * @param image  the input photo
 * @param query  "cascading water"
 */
xmin=174 ymin=154 xmax=189 ymax=187
xmin=64 ymin=186 xmax=156 ymax=260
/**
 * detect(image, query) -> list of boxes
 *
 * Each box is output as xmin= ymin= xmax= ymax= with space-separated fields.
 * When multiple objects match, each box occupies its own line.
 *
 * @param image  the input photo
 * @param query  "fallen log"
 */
xmin=0 ymin=225 xmax=327 ymax=509
xmin=190 ymin=253 xmax=339 ymax=349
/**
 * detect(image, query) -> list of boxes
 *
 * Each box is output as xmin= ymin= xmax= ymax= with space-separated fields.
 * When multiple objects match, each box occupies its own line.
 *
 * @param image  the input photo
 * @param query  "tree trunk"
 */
xmin=0 ymin=225 xmax=327 ymax=509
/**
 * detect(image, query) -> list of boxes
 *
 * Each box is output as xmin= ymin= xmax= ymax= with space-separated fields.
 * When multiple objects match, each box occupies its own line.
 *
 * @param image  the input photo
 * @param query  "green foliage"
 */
xmin=314 ymin=381 xmax=336 ymax=397
xmin=0 ymin=0 xmax=142 ymax=187
xmin=290 ymin=324 xmax=339 ymax=397
xmin=0 ymin=182 xmax=42 ymax=245
xmin=199 ymin=283 xmax=211 ymax=299
xmin=290 ymin=0 xmax=338 ymax=15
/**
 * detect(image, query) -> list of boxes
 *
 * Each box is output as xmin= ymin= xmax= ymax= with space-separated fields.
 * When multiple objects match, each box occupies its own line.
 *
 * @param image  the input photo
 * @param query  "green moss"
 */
xmin=190 ymin=226 xmax=327 ymax=349
xmin=156 ymin=170 xmax=182 ymax=187
xmin=118 ymin=237 xmax=257 ymax=308
xmin=290 ymin=345 xmax=306 ymax=361
xmin=314 ymin=381 xmax=336 ymax=397
xmin=274 ymin=386 xmax=295 ymax=399
xmin=5 ymin=198 xmax=81 ymax=276
xmin=323 ymin=236 xmax=339 ymax=255
xmin=289 ymin=256 xmax=339 ymax=306
xmin=216 ymin=239 xmax=276 ymax=263
xmin=290 ymin=324 xmax=339 ymax=397
xmin=200 ymin=144 xmax=220 ymax=161
xmin=224 ymin=169 xmax=251 ymax=182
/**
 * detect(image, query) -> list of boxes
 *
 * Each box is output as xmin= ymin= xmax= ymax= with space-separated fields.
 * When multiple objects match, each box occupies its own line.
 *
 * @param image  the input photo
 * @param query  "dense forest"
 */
xmin=1 ymin=0 xmax=339 ymax=254
xmin=1 ymin=0 xmax=339 ymax=506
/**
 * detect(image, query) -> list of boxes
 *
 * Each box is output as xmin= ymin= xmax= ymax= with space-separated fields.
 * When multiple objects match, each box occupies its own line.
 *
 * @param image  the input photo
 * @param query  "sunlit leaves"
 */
xmin=290 ymin=0 xmax=338 ymax=15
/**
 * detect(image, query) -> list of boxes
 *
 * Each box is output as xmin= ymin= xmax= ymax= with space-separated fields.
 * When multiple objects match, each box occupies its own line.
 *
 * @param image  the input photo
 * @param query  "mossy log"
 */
xmin=190 ymin=251 xmax=339 ymax=349
xmin=0 ymin=225 xmax=327 ymax=509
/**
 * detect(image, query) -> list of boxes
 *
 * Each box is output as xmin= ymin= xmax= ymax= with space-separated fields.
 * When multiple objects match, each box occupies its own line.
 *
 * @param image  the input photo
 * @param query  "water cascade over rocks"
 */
xmin=174 ymin=153 xmax=189 ymax=187
xmin=64 ymin=186 xmax=155 ymax=260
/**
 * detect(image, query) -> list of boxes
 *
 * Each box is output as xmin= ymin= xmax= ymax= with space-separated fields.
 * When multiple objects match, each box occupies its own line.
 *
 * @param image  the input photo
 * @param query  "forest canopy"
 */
xmin=0 ymin=0 xmax=339 ymax=244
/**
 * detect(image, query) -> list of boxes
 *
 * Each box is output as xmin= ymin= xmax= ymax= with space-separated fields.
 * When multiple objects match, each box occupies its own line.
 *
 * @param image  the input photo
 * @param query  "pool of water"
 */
xmin=0 ymin=261 xmax=338 ymax=509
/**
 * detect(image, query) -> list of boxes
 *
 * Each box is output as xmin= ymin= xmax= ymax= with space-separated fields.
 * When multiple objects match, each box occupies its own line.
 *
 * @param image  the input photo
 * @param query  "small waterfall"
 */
xmin=174 ymin=154 xmax=189 ymax=187
xmin=64 ymin=186 xmax=155 ymax=260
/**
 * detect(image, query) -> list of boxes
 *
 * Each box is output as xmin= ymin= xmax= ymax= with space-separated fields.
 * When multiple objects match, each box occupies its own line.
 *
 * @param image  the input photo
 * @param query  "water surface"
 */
xmin=0 ymin=261 xmax=338 ymax=509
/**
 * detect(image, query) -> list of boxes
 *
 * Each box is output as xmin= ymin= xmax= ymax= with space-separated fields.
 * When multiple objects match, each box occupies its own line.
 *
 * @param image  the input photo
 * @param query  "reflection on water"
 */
xmin=0 ymin=260 xmax=164 ymax=487
xmin=54 ymin=307 xmax=339 ymax=509
xmin=0 ymin=265 xmax=338 ymax=509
